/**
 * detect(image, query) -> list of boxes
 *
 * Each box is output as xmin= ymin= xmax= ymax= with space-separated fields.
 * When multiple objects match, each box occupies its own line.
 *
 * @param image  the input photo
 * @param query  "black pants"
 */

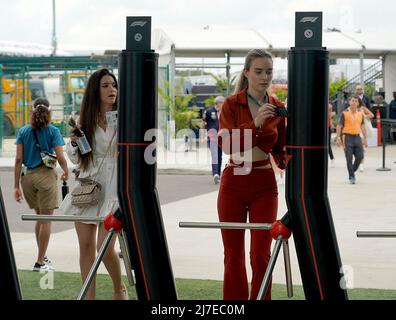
xmin=343 ymin=134 xmax=364 ymax=179
xmin=208 ymin=139 xmax=222 ymax=176
xmin=328 ymin=127 xmax=334 ymax=160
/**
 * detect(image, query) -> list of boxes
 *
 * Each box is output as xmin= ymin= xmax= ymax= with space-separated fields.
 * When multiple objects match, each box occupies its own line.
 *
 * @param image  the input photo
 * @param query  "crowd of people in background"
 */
xmin=200 ymin=82 xmax=396 ymax=186
xmin=333 ymin=85 xmax=395 ymax=182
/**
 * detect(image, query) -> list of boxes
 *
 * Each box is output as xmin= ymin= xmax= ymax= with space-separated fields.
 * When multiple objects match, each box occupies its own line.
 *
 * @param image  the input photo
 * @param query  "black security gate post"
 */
xmin=117 ymin=16 xmax=177 ymax=300
xmin=286 ymin=12 xmax=348 ymax=300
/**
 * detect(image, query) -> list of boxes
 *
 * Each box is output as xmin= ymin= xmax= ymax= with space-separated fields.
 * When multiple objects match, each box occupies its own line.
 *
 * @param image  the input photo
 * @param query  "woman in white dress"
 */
xmin=60 ymin=68 xmax=127 ymax=300
xmin=357 ymin=103 xmax=374 ymax=172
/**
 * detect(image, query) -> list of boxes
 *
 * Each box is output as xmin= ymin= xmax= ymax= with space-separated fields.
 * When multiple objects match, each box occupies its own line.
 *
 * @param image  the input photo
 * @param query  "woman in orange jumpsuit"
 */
xmin=218 ymin=49 xmax=290 ymax=300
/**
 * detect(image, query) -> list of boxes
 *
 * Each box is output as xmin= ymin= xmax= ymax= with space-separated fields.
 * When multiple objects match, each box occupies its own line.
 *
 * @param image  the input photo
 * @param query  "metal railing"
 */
xmin=179 ymin=221 xmax=293 ymax=299
xmin=21 ymin=214 xmax=134 ymax=300
xmin=357 ymin=231 xmax=396 ymax=238
xmin=330 ymin=60 xmax=383 ymax=111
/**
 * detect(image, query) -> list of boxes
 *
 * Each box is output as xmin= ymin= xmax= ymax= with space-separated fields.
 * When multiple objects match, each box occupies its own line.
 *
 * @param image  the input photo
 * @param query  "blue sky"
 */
xmin=1 ymin=0 xmax=394 ymax=49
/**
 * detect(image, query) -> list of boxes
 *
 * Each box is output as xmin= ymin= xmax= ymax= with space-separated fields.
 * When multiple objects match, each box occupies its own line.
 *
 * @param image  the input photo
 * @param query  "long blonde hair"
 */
xmin=234 ymin=49 xmax=273 ymax=94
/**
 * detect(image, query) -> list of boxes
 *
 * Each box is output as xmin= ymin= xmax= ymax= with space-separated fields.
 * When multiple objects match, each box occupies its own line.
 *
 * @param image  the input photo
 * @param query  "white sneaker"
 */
xmin=330 ymin=159 xmax=335 ymax=167
xmin=213 ymin=174 xmax=220 ymax=184
xmin=33 ymin=262 xmax=54 ymax=272
xmin=359 ymin=165 xmax=364 ymax=172
xmin=43 ymin=256 xmax=52 ymax=266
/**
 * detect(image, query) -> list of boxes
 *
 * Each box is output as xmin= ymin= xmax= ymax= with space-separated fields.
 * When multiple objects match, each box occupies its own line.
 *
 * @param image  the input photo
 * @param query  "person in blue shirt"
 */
xmin=203 ymin=96 xmax=225 ymax=184
xmin=14 ymin=97 xmax=69 ymax=272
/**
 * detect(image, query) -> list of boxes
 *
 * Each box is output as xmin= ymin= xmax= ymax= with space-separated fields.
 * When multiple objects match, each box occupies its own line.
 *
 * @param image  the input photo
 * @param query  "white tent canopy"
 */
xmin=152 ymin=26 xmax=396 ymax=101
xmin=152 ymin=26 xmax=396 ymax=59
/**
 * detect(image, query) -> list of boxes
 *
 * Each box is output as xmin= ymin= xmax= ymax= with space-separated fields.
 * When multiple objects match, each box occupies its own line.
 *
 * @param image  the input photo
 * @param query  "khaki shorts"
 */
xmin=21 ymin=165 xmax=59 ymax=210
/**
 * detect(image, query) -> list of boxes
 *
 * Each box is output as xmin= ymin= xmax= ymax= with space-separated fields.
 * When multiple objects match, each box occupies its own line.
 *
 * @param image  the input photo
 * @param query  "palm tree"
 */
xmin=211 ymin=74 xmax=236 ymax=96
xmin=158 ymin=80 xmax=200 ymax=134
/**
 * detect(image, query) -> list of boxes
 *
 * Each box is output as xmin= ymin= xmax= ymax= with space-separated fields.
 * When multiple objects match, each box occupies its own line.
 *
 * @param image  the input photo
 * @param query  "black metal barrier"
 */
xmin=377 ymin=119 xmax=396 ymax=171
xmin=0 ymin=187 xmax=22 ymax=300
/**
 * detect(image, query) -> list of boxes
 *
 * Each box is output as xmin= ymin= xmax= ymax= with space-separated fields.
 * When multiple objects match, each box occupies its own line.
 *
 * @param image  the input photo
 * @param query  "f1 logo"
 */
xmin=130 ymin=21 xmax=147 ymax=27
xmin=300 ymin=17 xmax=319 ymax=23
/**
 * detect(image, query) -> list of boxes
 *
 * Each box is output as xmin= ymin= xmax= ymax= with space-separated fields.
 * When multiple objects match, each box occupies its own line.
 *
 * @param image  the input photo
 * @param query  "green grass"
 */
xmin=17 ymin=269 xmax=396 ymax=300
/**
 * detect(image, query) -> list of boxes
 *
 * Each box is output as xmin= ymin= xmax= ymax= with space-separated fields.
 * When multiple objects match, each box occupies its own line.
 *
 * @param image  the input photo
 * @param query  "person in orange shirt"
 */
xmin=336 ymin=95 xmax=368 ymax=184
xmin=217 ymin=49 xmax=290 ymax=300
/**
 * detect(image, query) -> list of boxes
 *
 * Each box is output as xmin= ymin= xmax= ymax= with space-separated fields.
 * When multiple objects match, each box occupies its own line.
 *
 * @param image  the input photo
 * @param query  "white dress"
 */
xmin=59 ymin=125 xmax=119 ymax=224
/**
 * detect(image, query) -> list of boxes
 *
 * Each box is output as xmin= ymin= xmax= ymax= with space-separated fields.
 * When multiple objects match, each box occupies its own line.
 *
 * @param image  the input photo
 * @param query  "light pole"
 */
xmin=325 ymin=27 xmax=365 ymax=85
xmin=51 ymin=0 xmax=57 ymax=56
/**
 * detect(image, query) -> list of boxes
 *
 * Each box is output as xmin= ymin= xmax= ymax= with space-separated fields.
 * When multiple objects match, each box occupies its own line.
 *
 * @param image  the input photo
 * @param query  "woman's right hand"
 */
xmin=14 ymin=188 xmax=23 ymax=203
xmin=254 ymin=104 xmax=277 ymax=128
xmin=61 ymin=171 xmax=69 ymax=181
xmin=69 ymin=128 xmax=78 ymax=142
xmin=70 ymin=127 xmax=83 ymax=146
xmin=336 ymin=136 xmax=343 ymax=147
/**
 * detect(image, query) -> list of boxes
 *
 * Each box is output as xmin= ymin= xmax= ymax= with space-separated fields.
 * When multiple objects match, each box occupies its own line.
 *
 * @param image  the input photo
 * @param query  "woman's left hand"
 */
xmin=60 ymin=171 xmax=69 ymax=181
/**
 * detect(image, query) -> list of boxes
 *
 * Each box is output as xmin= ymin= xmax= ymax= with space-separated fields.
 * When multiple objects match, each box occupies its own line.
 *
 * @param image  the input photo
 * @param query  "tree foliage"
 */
xmin=158 ymin=80 xmax=200 ymax=133
xmin=203 ymin=96 xmax=215 ymax=109
xmin=329 ymin=78 xmax=347 ymax=98
xmin=273 ymin=90 xmax=288 ymax=103
xmin=211 ymin=73 xmax=236 ymax=96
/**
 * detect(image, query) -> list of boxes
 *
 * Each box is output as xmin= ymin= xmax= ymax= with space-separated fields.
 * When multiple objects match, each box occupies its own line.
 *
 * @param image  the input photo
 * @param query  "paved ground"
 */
xmin=3 ymin=171 xmax=219 ymax=233
xmin=161 ymin=144 xmax=396 ymax=291
xmin=2 ymin=137 xmax=396 ymax=292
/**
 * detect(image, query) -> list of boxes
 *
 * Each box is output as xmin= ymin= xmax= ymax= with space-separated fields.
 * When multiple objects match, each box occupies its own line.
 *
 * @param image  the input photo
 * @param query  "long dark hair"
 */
xmin=234 ymin=49 xmax=273 ymax=94
xmin=78 ymin=68 xmax=118 ymax=170
xmin=31 ymin=106 xmax=51 ymax=130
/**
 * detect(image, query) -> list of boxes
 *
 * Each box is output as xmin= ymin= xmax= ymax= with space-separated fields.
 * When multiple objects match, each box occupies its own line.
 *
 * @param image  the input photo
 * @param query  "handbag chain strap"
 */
xmin=85 ymin=129 xmax=116 ymax=183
